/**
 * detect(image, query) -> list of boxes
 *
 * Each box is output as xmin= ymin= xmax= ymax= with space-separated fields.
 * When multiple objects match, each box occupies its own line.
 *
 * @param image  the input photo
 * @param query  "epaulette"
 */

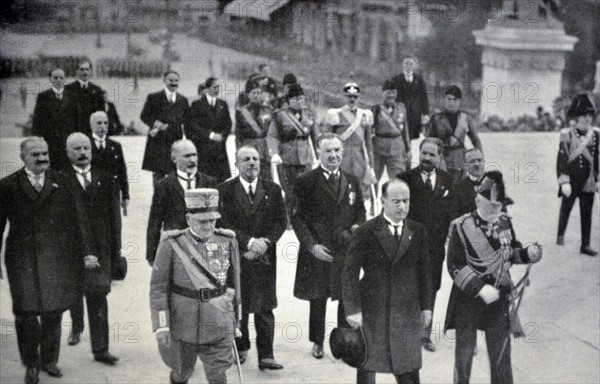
xmin=450 ymin=213 xmax=471 ymax=226
xmin=161 ymin=229 xmax=185 ymax=240
xmin=215 ymin=228 xmax=236 ymax=238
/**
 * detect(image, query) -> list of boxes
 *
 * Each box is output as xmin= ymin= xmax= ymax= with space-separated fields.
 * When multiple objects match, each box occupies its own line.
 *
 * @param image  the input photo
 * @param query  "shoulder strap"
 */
xmin=168 ymin=238 xmax=217 ymax=290
xmin=239 ymin=106 xmax=263 ymax=136
xmin=280 ymin=110 xmax=306 ymax=135
xmin=379 ymin=106 xmax=402 ymax=134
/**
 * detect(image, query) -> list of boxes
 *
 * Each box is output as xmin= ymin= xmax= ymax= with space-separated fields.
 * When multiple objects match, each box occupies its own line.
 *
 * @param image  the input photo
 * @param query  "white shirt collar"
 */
xmin=468 ymin=174 xmax=481 ymax=183
xmin=176 ymin=169 xmax=195 ymax=180
xmin=165 ymin=88 xmax=176 ymax=99
xmin=383 ymin=213 xmax=403 ymax=227
xmin=320 ymin=165 xmax=340 ymax=178
xmin=206 ymin=94 xmax=217 ymax=104
xmin=403 ymin=72 xmax=414 ymax=81
xmin=73 ymin=164 xmax=91 ymax=174
xmin=78 ymin=79 xmax=89 ymax=87
xmin=52 ymin=86 xmax=63 ymax=94
xmin=92 ymin=133 xmax=106 ymax=142
xmin=25 ymin=168 xmax=45 ymax=181
xmin=421 ymin=168 xmax=437 ymax=186
xmin=239 ymin=176 xmax=257 ymax=193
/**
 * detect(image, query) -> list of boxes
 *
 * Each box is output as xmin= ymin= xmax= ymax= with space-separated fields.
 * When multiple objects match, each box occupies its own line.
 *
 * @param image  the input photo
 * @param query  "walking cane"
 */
xmin=271 ymin=161 xmax=284 ymax=198
xmin=232 ymin=339 xmax=244 ymax=384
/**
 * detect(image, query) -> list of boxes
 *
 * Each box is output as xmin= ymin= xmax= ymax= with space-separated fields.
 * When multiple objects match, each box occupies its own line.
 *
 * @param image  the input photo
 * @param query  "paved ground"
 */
xmin=0 ymin=32 xmax=599 ymax=384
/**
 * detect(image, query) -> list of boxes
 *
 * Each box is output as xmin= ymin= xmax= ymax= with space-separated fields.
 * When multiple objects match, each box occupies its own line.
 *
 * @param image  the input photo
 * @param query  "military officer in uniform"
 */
xmin=150 ymin=188 xmax=242 ymax=384
xmin=236 ymin=81 xmax=274 ymax=180
xmin=444 ymin=171 xmax=543 ymax=384
xmin=268 ymin=83 xmax=319 ymax=219
xmin=556 ymin=94 xmax=599 ymax=256
xmin=371 ymin=80 xmax=411 ymax=181
xmin=324 ymin=81 xmax=376 ymax=210
xmin=426 ymin=85 xmax=482 ymax=182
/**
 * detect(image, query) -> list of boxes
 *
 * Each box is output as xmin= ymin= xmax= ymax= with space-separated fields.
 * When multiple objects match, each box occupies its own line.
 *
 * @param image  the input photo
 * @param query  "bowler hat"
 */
xmin=445 ymin=85 xmax=462 ymax=99
xmin=330 ymin=327 xmax=367 ymax=368
xmin=112 ymin=256 xmax=128 ymax=281
xmin=382 ymin=80 xmax=395 ymax=91
xmin=283 ymin=73 xmax=297 ymax=85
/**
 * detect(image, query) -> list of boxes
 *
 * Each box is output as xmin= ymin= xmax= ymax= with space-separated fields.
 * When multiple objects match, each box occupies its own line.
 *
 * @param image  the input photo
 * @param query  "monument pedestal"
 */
xmin=473 ymin=2 xmax=577 ymax=120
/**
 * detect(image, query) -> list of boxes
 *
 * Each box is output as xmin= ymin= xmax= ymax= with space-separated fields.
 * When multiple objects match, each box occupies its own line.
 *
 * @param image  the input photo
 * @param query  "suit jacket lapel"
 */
xmin=234 ymin=178 xmax=253 ymax=218
xmin=373 ymin=215 xmax=398 ymax=261
xmin=393 ymin=221 xmax=414 ymax=264
xmin=169 ymin=174 xmax=185 ymax=202
xmin=337 ymin=172 xmax=348 ymax=205
xmin=37 ymin=171 xmax=56 ymax=204
xmin=316 ymin=169 xmax=337 ymax=201
xmin=18 ymin=170 xmax=40 ymax=201
xmin=251 ymin=179 xmax=266 ymax=214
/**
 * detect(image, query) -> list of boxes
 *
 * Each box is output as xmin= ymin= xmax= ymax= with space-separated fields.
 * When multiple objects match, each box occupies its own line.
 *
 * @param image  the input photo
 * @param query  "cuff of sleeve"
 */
xmin=209 ymin=132 xmax=216 ymax=140
xmin=154 ymin=327 xmax=170 ymax=334
xmin=557 ymin=174 xmax=570 ymax=185
xmin=247 ymin=238 xmax=256 ymax=249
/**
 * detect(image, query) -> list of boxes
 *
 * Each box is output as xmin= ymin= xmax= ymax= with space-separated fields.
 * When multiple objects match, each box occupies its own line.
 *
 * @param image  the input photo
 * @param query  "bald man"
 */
xmin=63 ymin=133 xmax=121 ymax=365
xmin=146 ymin=139 xmax=217 ymax=265
xmin=90 ymin=111 xmax=129 ymax=215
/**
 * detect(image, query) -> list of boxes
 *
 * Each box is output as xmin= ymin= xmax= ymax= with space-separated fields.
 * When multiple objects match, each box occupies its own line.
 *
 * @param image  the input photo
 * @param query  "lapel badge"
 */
xmin=349 ymin=191 xmax=356 ymax=205
xmin=52 ymin=183 xmax=59 ymax=188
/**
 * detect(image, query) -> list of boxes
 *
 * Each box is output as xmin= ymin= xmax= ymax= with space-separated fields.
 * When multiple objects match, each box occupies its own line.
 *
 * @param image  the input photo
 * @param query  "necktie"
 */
xmin=32 ymin=175 xmax=43 ymax=193
xmin=425 ymin=173 xmax=433 ymax=191
xmin=83 ymin=83 xmax=88 ymax=90
xmin=56 ymin=92 xmax=62 ymax=100
xmin=327 ymin=171 xmax=339 ymax=195
xmin=387 ymin=220 xmax=402 ymax=244
xmin=178 ymin=174 xmax=194 ymax=190
xmin=96 ymin=140 xmax=105 ymax=151
xmin=171 ymin=94 xmax=176 ymax=104
xmin=248 ymin=185 xmax=255 ymax=202
xmin=79 ymin=170 xmax=91 ymax=190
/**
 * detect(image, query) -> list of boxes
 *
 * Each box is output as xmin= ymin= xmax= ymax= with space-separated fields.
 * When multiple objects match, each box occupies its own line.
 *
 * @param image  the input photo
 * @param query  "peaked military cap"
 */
xmin=185 ymin=188 xmax=221 ymax=220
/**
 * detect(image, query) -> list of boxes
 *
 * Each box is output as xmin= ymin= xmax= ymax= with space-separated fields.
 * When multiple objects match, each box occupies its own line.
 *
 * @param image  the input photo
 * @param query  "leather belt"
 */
xmin=375 ymin=134 xmax=401 ymax=139
xmin=171 ymin=284 xmax=226 ymax=302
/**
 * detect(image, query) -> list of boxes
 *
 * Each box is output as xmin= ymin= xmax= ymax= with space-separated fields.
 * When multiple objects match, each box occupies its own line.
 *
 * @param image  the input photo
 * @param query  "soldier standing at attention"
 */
xmin=236 ymin=81 xmax=274 ymax=181
xmin=150 ymin=188 xmax=242 ymax=384
xmin=371 ymin=80 xmax=412 ymax=180
xmin=427 ymin=85 xmax=482 ymax=182
xmin=268 ymin=83 xmax=319 ymax=220
xmin=556 ymin=94 xmax=599 ymax=256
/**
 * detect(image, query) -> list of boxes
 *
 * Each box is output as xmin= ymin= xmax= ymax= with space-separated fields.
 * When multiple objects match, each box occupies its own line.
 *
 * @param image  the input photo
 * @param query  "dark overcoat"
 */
xmin=186 ymin=95 xmax=232 ymax=182
xmin=31 ymin=89 xmax=77 ymax=170
xmin=65 ymin=81 xmax=105 ymax=135
xmin=62 ymin=167 xmax=121 ymax=293
xmin=343 ymin=215 xmax=433 ymax=375
xmin=292 ymin=168 xmax=365 ymax=301
xmin=91 ymin=137 xmax=129 ymax=200
xmin=390 ymin=73 xmax=429 ymax=140
xmin=146 ymin=171 xmax=217 ymax=264
xmin=398 ymin=166 xmax=453 ymax=291
xmin=0 ymin=168 xmax=92 ymax=314
xmin=140 ymin=90 xmax=189 ymax=174
xmin=217 ymin=177 xmax=287 ymax=312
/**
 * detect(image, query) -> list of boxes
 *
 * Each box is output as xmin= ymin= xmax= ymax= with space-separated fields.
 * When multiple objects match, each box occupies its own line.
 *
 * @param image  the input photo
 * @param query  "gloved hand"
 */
xmin=346 ymin=312 xmax=363 ymax=329
xmin=156 ymin=330 xmax=171 ymax=347
xmin=311 ymin=244 xmax=333 ymax=263
xmin=478 ymin=284 xmax=500 ymax=305
xmin=561 ymin=183 xmax=572 ymax=197
xmin=527 ymin=242 xmax=543 ymax=263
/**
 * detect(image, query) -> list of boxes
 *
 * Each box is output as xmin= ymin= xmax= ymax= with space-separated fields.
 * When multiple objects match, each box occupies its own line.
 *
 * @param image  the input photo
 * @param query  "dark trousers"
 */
xmin=70 ymin=292 xmax=110 ymax=353
xmin=357 ymin=368 xmax=420 ymax=384
xmin=422 ymin=289 xmax=437 ymax=340
xmin=278 ymin=163 xmax=311 ymax=220
xmin=454 ymin=323 xmax=513 ymax=384
xmin=557 ymin=191 xmax=595 ymax=247
xmin=236 ymin=310 xmax=275 ymax=360
xmin=15 ymin=310 xmax=63 ymax=368
xmin=308 ymin=299 xmax=349 ymax=344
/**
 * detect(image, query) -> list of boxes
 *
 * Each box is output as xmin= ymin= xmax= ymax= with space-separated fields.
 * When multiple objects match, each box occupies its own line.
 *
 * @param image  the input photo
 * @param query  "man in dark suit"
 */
xmin=217 ymin=145 xmax=287 ymax=370
xmin=186 ymin=77 xmax=232 ymax=183
xmin=146 ymin=139 xmax=217 ymax=266
xmin=65 ymin=60 xmax=105 ymax=136
xmin=141 ymin=70 xmax=190 ymax=186
xmin=344 ymin=179 xmax=433 ymax=384
xmin=32 ymin=68 xmax=76 ymax=171
xmin=449 ymin=148 xmax=486 ymax=220
xmin=0 ymin=137 xmax=93 ymax=384
xmin=556 ymin=94 xmax=599 ymax=256
xmin=89 ymin=111 xmax=129 ymax=216
xmin=101 ymin=90 xmax=124 ymax=136
xmin=63 ymin=133 xmax=121 ymax=365
xmin=292 ymin=133 xmax=366 ymax=359
xmin=391 ymin=56 xmax=430 ymax=140
xmin=398 ymin=137 xmax=453 ymax=352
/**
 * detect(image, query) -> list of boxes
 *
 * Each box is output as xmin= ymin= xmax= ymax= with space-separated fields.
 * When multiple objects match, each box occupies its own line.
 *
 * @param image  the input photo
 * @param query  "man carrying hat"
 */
xmin=371 ymin=80 xmax=411 ymax=181
xmin=426 ymin=85 xmax=482 ymax=182
xmin=150 ymin=188 xmax=242 ymax=384
xmin=556 ymin=94 xmax=599 ymax=256
xmin=236 ymin=81 xmax=274 ymax=181
xmin=268 ymin=83 xmax=319 ymax=220
xmin=444 ymin=171 xmax=543 ymax=384
xmin=343 ymin=178 xmax=433 ymax=384
xmin=325 ymin=81 xmax=376 ymax=211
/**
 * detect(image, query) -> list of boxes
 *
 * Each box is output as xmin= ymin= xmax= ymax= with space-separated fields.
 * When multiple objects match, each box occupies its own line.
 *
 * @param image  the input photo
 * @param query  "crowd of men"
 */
xmin=0 ymin=56 xmax=598 ymax=384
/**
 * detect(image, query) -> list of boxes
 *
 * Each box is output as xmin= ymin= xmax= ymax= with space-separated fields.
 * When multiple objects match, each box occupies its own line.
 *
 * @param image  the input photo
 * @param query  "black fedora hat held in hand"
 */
xmin=330 ymin=327 xmax=368 ymax=368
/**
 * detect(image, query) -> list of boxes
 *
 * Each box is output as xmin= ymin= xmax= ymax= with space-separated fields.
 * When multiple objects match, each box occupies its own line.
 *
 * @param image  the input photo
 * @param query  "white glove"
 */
xmin=561 ymin=183 xmax=572 ymax=197
xmin=527 ymin=242 xmax=543 ymax=263
xmin=346 ymin=312 xmax=363 ymax=329
xmin=478 ymin=284 xmax=500 ymax=305
xmin=311 ymin=244 xmax=333 ymax=263
xmin=271 ymin=154 xmax=282 ymax=165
